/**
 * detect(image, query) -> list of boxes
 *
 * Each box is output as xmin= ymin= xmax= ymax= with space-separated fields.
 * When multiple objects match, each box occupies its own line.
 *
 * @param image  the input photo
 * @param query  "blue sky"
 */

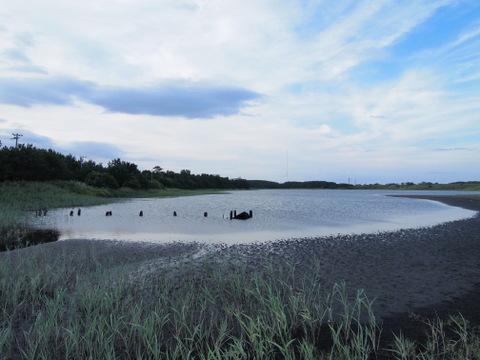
xmin=0 ymin=0 xmax=479 ymax=184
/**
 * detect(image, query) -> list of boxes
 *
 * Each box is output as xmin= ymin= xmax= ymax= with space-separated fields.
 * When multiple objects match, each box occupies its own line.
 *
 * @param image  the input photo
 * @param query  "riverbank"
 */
xmin=1 ymin=194 xmax=479 ymax=358
xmin=389 ymin=193 xmax=480 ymax=211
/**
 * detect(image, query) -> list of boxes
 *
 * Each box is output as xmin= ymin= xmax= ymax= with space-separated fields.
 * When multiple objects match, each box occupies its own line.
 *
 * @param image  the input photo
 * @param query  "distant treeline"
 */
xmin=355 ymin=181 xmax=480 ymax=191
xmin=248 ymin=180 xmax=480 ymax=191
xmin=247 ymin=180 xmax=354 ymax=189
xmin=0 ymin=145 xmax=250 ymax=190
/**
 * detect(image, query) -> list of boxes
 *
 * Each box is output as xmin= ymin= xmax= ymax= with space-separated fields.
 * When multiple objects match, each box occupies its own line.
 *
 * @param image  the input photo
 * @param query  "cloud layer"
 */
xmin=0 ymin=0 xmax=479 ymax=183
xmin=0 ymin=77 xmax=260 ymax=118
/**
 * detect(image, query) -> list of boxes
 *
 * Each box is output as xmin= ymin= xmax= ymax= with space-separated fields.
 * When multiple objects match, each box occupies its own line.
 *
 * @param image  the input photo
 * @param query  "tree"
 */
xmin=107 ymin=158 xmax=140 ymax=187
xmin=85 ymin=171 xmax=119 ymax=189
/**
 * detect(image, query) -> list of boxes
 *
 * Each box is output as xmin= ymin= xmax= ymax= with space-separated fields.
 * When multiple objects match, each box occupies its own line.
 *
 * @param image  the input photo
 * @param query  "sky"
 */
xmin=0 ymin=0 xmax=479 ymax=184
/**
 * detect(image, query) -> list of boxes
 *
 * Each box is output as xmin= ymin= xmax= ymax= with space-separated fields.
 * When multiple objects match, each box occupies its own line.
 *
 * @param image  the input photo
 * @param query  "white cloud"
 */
xmin=0 ymin=0 xmax=479 ymax=183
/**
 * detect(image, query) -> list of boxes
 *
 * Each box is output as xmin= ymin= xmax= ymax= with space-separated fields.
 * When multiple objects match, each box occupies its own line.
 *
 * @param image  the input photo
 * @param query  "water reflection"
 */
xmin=29 ymin=190 xmax=477 ymax=244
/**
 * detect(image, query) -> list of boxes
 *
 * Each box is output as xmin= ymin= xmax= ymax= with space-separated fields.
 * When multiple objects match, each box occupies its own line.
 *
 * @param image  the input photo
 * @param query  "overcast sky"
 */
xmin=1 ymin=0 xmax=479 ymax=184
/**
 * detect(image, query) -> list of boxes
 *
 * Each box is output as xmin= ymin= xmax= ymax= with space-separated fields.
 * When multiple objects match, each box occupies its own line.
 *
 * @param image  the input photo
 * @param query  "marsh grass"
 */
xmin=1 ymin=181 xmax=480 ymax=359
xmin=1 ymin=245 xmax=479 ymax=360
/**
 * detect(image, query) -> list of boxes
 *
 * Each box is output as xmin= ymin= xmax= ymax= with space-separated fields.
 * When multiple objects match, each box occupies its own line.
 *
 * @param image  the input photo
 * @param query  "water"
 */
xmin=30 ymin=190 xmax=477 ymax=244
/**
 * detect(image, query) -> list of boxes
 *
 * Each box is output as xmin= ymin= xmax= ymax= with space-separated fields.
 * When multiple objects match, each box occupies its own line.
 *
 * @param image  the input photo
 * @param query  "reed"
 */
xmin=1 ymin=181 xmax=479 ymax=358
xmin=1 ymin=243 xmax=479 ymax=360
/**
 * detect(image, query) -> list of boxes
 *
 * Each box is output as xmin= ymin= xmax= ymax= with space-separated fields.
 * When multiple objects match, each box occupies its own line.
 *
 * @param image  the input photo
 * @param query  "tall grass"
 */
xmin=1 ymin=181 xmax=480 ymax=359
xmin=1 ymin=244 xmax=479 ymax=359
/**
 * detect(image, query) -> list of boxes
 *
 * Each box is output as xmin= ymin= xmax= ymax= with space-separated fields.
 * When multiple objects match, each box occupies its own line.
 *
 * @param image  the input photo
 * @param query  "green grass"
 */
xmin=1 ymin=180 xmax=480 ymax=359
xmin=1 ymin=245 xmax=479 ymax=359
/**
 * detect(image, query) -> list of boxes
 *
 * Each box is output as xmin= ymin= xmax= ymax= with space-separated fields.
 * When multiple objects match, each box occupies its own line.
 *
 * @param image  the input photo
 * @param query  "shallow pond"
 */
xmin=30 ymin=190 xmax=477 ymax=244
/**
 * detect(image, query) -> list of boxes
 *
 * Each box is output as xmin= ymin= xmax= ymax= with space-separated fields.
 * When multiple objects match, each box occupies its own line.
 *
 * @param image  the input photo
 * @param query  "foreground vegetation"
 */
xmin=1 ymin=243 xmax=479 ymax=359
xmin=1 ymin=180 xmax=480 ymax=358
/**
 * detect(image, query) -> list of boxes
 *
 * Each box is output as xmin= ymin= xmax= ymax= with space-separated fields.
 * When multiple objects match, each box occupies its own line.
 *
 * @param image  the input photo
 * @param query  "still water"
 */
xmin=31 ymin=190 xmax=477 ymax=244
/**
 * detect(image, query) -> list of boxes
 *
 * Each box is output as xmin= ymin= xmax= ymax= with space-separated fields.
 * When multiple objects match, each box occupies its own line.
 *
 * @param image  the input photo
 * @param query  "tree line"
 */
xmin=247 ymin=180 xmax=354 ymax=189
xmin=0 ymin=144 xmax=250 ymax=190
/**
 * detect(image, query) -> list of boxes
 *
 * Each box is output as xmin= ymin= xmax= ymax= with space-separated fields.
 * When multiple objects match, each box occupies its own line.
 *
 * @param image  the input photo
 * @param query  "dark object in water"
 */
xmin=229 ymin=209 xmax=253 ymax=220
xmin=233 ymin=211 xmax=253 ymax=220
xmin=204 ymin=212 xmax=208 ymax=217
xmin=70 ymin=210 xmax=74 ymax=216
xmin=173 ymin=211 xmax=177 ymax=216
xmin=139 ymin=210 xmax=143 ymax=216
xmin=105 ymin=211 xmax=112 ymax=216
xmin=77 ymin=208 xmax=81 ymax=216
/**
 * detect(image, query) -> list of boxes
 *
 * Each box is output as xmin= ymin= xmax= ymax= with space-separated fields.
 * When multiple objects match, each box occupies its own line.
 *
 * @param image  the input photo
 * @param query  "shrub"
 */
xmin=85 ymin=171 xmax=119 ymax=189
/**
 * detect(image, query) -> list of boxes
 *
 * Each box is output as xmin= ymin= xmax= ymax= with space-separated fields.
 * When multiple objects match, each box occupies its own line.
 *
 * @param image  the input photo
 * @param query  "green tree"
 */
xmin=85 ymin=171 xmax=119 ymax=188
xmin=107 ymin=158 xmax=140 ymax=187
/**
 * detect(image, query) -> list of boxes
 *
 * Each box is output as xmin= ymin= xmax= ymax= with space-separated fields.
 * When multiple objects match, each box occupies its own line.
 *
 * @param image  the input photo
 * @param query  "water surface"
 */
xmin=30 ymin=190 xmax=477 ymax=244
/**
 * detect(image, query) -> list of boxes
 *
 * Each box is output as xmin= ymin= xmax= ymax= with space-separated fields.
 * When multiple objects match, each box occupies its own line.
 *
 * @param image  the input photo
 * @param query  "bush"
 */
xmin=123 ymin=176 xmax=142 ymax=190
xmin=85 ymin=171 xmax=119 ymax=189
xmin=148 ymin=179 xmax=164 ymax=189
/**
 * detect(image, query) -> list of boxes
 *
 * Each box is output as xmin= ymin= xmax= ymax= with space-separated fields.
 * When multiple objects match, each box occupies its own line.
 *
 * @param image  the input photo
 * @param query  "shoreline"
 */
xmin=388 ymin=193 xmax=480 ymax=212
xmin=2 ymin=194 xmax=480 ymax=343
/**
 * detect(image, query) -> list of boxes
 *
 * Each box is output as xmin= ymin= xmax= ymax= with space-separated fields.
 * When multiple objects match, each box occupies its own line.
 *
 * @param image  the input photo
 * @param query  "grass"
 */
xmin=1 ymin=245 xmax=479 ymax=359
xmin=1 ymin=180 xmax=480 ymax=359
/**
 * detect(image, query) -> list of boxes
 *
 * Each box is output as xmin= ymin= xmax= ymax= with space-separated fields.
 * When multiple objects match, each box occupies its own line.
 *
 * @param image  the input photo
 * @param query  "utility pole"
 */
xmin=11 ymin=133 xmax=23 ymax=147
xmin=79 ymin=156 xmax=87 ymax=169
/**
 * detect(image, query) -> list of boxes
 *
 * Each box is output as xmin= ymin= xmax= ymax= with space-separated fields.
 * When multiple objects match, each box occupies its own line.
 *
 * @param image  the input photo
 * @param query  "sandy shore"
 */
xmin=2 ymin=194 xmax=480 ymax=335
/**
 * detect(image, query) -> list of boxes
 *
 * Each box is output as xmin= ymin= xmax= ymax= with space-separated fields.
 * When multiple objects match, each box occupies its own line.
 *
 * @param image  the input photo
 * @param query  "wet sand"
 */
xmin=2 ymin=194 xmax=480 ymax=343
xmin=379 ymin=194 xmax=480 ymax=341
